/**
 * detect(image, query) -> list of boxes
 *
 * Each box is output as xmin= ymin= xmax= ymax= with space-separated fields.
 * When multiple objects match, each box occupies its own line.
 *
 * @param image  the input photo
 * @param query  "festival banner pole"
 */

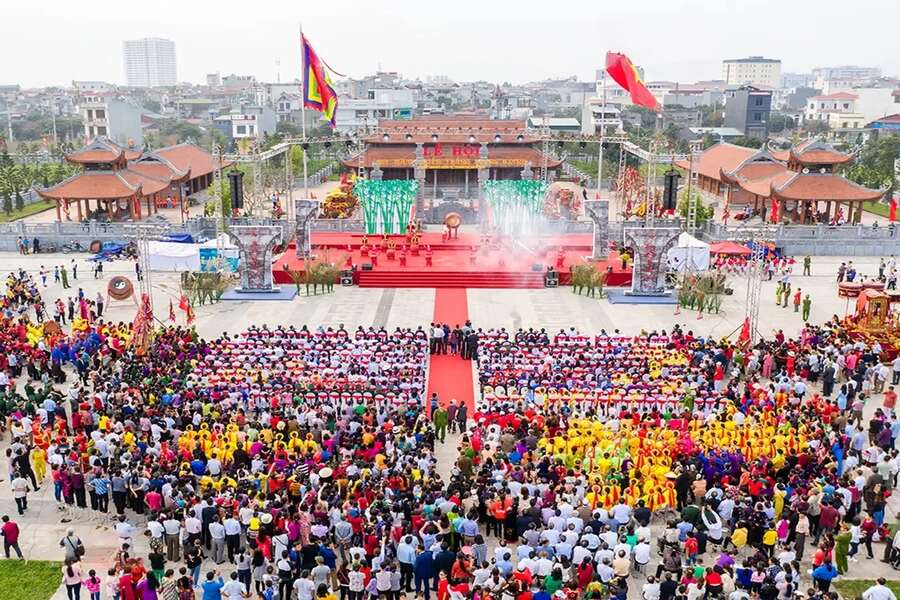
xmin=300 ymin=24 xmax=310 ymax=201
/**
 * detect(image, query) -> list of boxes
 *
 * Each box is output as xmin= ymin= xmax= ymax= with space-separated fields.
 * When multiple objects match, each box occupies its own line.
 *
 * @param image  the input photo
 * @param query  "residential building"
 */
xmin=663 ymin=87 xmax=725 ymax=108
xmin=781 ymin=73 xmax=813 ymax=89
xmin=206 ymin=73 xmax=221 ymax=87
xmin=526 ymin=117 xmax=581 ymax=133
xmin=123 ymin=38 xmax=177 ymax=88
xmin=853 ymin=87 xmax=900 ymax=124
xmin=72 ymin=81 xmax=115 ymax=93
xmin=867 ymin=114 xmax=900 ymax=135
xmin=721 ymin=57 xmax=782 ymax=89
xmin=334 ymin=88 xmax=416 ymax=132
xmin=80 ymin=95 xmax=144 ymax=145
xmin=212 ymin=105 xmax=277 ymax=143
xmin=812 ymin=65 xmax=881 ymax=90
xmin=724 ymin=85 xmax=772 ymax=139
xmin=581 ymin=101 xmax=623 ymax=135
xmin=803 ymin=92 xmax=866 ymax=132
xmin=221 ymin=74 xmax=256 ymax=91
xmin=661 ymin=108 xmax=702 ymax=129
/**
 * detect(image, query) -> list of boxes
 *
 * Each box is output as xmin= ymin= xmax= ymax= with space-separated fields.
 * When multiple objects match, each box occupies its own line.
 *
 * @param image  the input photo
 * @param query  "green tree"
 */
xmin=1 ymin=193 xmax=11 ymax=214
xmin=844 ymin=135 xmax=900 ymax=191
xmin=767 ymin=113 xmax=795 ymax=134
xmin=143 ymin=99 xmax=162 ymax=113
xmin=13 ymin=190 xmax=23 ymax=211
xmin=730 ymin=136 xmax=764 ymax=149
xmin=678 ymin=187 xmax=714 ymax=225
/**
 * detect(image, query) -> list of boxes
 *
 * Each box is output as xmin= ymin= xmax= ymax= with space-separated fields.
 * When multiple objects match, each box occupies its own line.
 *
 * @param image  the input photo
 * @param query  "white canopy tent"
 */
xmin=666 ymin=232 xmax=710 ymax=272
xmin=147 ymin=240 xmax=202 ymax=272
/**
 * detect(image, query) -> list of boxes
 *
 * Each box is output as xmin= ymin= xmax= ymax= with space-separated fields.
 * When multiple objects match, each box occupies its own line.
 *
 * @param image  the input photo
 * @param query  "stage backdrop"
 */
xmin=355 ymin=180 xmax=419 ymax=234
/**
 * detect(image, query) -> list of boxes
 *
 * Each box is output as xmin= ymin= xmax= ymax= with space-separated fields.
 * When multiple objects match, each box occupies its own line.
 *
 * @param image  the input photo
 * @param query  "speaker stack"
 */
xmin=544 ymin=271 xmax=559 ymax=288
xmin=340 ymin=269 xmax=354 ymax=286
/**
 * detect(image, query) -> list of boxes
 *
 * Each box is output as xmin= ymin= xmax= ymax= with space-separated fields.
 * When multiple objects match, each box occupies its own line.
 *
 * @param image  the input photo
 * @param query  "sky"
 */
xmin=3 ymin=0 xmax=899 ymax=89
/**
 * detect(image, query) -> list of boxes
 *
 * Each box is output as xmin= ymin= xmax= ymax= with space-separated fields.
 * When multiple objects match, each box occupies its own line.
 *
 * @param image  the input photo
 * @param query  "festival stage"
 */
xmin=274 ymin=231 xmax=632 ymax=289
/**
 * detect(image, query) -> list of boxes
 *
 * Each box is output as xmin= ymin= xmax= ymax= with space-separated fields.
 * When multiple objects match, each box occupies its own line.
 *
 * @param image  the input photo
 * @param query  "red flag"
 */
xmin=168 ymin=299 xmax=176 ymax=322
xmin=770 ymin=198 xmax=779 ymax=224
xmin=890 ymin=196 xmax=897 ymax=222
xmin=178 ymin=294 xmax=194 ymax=324
xmin=605 ymin=52 xmax=660 ymax=111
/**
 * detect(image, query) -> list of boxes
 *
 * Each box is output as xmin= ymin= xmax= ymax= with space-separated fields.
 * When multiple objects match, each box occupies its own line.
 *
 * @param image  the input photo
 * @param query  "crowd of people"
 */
xmin=1 ymin=264 xmax=900 ymax=600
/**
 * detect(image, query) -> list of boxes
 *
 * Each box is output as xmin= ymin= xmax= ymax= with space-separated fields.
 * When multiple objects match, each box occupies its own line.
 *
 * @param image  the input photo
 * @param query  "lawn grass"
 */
xmin=834 ymin=579 xmax=900 ymax=599
xmin=863 ymin=200 xmax=891 ymax=218
xmin=0 ymin=199 xmax=57 ymax=222
xmin=0 ymin=559 xmax=62 ymax=600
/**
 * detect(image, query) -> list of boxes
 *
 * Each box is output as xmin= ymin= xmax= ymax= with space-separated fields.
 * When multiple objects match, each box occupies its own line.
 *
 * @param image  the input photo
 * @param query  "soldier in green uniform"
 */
xmin=432 ymin=405 xmax=448 ymax=443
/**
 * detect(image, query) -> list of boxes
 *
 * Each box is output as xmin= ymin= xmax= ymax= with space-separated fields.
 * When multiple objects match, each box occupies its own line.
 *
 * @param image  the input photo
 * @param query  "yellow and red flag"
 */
xmin=605 ymin=52 xmax=660 ymax=111
xmin=302 ymin=34 xmax=339 ymax=128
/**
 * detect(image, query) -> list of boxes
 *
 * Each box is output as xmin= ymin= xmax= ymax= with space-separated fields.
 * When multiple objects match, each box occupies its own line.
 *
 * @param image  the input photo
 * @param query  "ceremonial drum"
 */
xmin=444 ymin=212 xmax=462 ymax=238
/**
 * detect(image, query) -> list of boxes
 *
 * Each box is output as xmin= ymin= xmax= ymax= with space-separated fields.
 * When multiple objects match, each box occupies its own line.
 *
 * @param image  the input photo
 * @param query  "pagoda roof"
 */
xmin=155 ymin=143 xmax=231 ymax=179
xmin=342 ymin=144 xmax=561 ymax=169
xmin=65 ymin=137 xmax=142 ymax=165
xmin=38 ymin=171 xmax=141 ymax=200
xmin=369 ymin=117 xmax=539 ymax=144
xmin=789 ymin=139 xmax=852 ymax=165
xmin=675 ymin=142 xmax=757 ymax=182
xmin=773 ymin=173 xmax=885 ymax=202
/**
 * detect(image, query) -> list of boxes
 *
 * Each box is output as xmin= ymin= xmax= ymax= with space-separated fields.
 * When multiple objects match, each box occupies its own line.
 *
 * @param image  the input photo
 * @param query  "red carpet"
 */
xmin=274 ymin=232 xmax=632 ymax=289
xmin=425 ymin=289 xmax=475 ymax=416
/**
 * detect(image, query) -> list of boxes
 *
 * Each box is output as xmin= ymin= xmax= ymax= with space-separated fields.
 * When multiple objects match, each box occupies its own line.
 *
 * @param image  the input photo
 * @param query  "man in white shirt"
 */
xmin=162 ymin=514 xmax=182 ymax=561
xmin=863 ymin=579 xmax=897 ymax=600
xmin=222 ymin=572 xmax=249 ymax=600
xmin=294 ymin=573 xmax=316 ymax=600
xmin=223 ymin=515 xmax=242 ymax=563
xmin=642 ymin=576 xmax=661 ymax=600
xmin=209 ymin=518 xmax=227 ymax=564
xmin=115 ymin=515 xmax=136 ymax=547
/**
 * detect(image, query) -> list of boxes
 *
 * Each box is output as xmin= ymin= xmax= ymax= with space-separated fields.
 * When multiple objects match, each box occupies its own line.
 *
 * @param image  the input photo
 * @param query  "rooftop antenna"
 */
xmin=275 ymin=59 xmax=281 ymax=83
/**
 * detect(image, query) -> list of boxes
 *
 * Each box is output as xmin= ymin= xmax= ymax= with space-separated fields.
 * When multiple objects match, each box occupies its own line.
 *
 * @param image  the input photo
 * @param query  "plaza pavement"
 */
xmin=0 ymin=250 xmax=898 ymax=597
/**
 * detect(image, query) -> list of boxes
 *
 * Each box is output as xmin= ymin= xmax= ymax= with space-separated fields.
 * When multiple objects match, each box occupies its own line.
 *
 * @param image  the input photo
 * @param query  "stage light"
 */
xmin=431 ymin=134 xmax=439 ymax=142
xmin=579 ymin=141 xmax=587 ymax=149
xmin=516 ymin=135 xmax=524 ymax=143
xmin=324 ymin=141 xmax=332 ymax=148
xmin=468 ymin=134 xmax=477 ymax=144
xmin=405 ymin=133 xmax=413 ymax=141
xmin=301 ymin=143 xmax=310 ymax=150
xmin=383 ymin=133 xmax=390 ymax=142
xmin=345 ymin=140 xmax=353 ymax=147
xmin=556 ymin=141 xmax=564 ymax=149
xmin=494 ymin=134 xmax=502 ymax=143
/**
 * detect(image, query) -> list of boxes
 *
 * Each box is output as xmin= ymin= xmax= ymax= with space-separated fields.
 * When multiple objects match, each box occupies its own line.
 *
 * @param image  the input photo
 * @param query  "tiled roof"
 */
xmin=810 ymin=92 xmax=858 ymax=101
xmin=790 ymin=140 xmax=852 ymax=165
xmin=155 ymin=143 xmax=229 ymax=179
xmin=38 ymin=171 xmax=140 ymax=200
xmin=341 ymin=145 xmax=561 ymax=168
xmin=773 ymin=173 xmax=885 ymax=202
xmin=675 ymin=143 xmax=756 ymax=182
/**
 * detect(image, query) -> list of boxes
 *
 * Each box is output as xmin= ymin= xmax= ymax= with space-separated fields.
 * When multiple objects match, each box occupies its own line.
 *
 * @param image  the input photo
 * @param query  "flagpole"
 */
xmin=597 ymin=71 xmax=606 ymax=200
xmin=300 ymin=24 xmax=310 ymax=201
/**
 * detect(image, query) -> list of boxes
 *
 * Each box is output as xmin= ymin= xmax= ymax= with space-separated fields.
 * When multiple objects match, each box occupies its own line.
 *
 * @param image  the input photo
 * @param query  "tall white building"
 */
xmin=123 ymin=38 xmax=177 ymax=87
xmin=721 ymin=57 xmax=782 ymax=89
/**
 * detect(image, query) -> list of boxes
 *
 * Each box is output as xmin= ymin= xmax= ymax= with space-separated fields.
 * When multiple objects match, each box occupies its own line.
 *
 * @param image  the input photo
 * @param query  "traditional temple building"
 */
xmin=342 ymin=116 xmax=562 ymax=201
xmin=39 ymin=137 xmax=226 ymax=222
xmin=679 ymin=139 xmax=885 ymax=224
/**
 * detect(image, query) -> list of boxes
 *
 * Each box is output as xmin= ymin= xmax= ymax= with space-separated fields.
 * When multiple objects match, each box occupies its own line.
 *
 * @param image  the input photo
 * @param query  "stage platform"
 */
xmin=274 ymin=232 xmax=632 ymax=289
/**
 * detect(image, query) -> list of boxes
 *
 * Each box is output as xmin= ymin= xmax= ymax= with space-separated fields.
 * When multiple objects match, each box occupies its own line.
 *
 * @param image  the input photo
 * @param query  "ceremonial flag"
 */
xmin=605 ymin=52 xmax=660 ymax=111
xmin=179 ymin=294 xmax=195 ymax=325
xmin=890 ymin=196 xmax=897 ymax=222
xmin=168 ymin=299 xmax=176 ymax=322
xmin=302 ymin=34 xmax=339 ymax=128
xmin=739 ymin=317 xmax=751 ymax=344
xmin=770 ymin=198 xmax=779 ymax=224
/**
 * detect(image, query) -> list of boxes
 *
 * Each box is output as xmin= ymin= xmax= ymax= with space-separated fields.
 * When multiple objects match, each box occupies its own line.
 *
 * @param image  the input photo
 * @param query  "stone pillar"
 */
xmin=413 ymin=143 xmax=425 ymax=219
xmin=623 ymin=226 xmax=680 ymax=296
xmin=520 ymin=162 xmax=533 ymax=181
xmin=294 ymin=199 xmax=321 ymax=259
xmin=228 ymin=225 xmax=283 ymax=293
xmin=584 ymin=200 xmax=610 ymax=260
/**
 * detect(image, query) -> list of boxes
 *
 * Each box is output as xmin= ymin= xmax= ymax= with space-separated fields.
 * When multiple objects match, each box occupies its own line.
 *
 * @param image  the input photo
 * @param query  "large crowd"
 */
xmin=1 ymin=267 xmax=900 ymax=600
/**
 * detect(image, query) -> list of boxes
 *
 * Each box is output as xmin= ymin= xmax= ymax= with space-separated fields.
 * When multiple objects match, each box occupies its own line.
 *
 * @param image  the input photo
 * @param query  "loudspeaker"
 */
xmin=341 ymin=269 xmax=353 ymax=278
xmin=361 ymin=263 xmax=373 ymax=271
xmin=663 ymin=169 xmax=680 ymax=211
xmin=531 ymin=263 xmax=544 ymax=272
xmin=227 ymin=169 xmax=245 ymax=209
xmin=340 ymin=276 xmax=354 ymax=286
xmin=544 ymin=272 xmax=559 ymax=288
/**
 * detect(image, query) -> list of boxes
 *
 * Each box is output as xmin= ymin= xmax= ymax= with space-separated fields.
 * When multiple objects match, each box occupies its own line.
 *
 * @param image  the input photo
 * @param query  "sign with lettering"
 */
xmin=375 ymin=158 xmax=527 ymax=169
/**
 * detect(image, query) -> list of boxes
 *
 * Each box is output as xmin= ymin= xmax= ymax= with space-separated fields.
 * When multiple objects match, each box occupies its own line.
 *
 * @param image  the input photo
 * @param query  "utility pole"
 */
xmin=50 ymin=96 xmax=58 ymax=149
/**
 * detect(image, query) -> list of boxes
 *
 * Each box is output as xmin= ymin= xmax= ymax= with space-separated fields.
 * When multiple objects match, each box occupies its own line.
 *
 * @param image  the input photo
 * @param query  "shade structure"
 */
xmin=709 ymin=240 xmax=752 ymax=256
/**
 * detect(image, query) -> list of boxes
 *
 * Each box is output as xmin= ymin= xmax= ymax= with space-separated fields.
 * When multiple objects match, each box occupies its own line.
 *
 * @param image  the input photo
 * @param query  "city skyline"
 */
xmin=3 ymin=0 xmax=899 ymax=89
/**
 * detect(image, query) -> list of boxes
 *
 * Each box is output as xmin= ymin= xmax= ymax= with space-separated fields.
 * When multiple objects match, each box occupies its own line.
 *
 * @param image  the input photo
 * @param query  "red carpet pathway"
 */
xmin=425 ymin=289 xmax=475 ymax=417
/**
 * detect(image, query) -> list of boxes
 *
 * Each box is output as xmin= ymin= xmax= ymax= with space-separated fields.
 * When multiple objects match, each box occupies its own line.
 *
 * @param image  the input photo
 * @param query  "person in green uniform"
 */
xmin=432 ymin=405 xmax=448 ymax=443
xmin=60 ymin=265 xmax=69 ymax=289
xmin=803 ymin=255 xmax=811 ymax=276
xmin=775 ymin=281 xmax=783 ymax=306
xmin=802 ymin=294 xmax=812 ymax=322
xmin=834 ymin=523 xmax=851 ymax=574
